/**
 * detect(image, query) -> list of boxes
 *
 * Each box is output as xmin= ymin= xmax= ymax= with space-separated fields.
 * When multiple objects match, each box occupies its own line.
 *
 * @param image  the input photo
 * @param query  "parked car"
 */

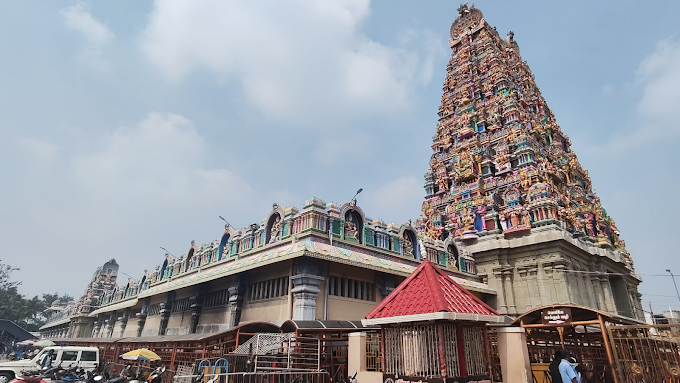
xmin=0 ymin=346 xmax=99 ymax=383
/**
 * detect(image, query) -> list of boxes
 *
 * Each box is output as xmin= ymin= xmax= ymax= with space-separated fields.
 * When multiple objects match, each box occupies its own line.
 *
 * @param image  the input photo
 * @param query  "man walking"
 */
xmin=559 ymin=349 xmax=580 ymax=383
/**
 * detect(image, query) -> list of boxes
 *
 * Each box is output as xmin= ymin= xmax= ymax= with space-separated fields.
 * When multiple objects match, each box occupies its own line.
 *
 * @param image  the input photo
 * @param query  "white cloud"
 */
xmin=636 ymin=38 xmax=680 ymax=126
xmin=577 ymin=38 xmax=680 ymax=155
xmin=20 ymin=138 xmax=58 ymax=170
xmin=71 ymin=112 xmax=253 ymax=206
xmin=61 ymin=2 xmax=114 ymax=71
xmin=362 ymin=176 xmax=423 ymax=224
xmin=601 ymin=83 xmax=614 ymax=94
xmin=140 ymin=0 xmax=442 ymax=125
xmin=312 ymin=131 xmax=371 ymax=166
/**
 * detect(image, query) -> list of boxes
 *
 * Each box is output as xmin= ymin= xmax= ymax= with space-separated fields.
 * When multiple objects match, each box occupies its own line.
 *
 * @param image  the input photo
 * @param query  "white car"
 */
xmin=0 ymin=346 xmax=99 ymax=383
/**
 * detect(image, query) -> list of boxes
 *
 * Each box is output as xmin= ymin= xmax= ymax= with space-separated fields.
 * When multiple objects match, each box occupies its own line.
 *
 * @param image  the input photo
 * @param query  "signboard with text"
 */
xmin=541 ymin=307 xmax=573 ymax=325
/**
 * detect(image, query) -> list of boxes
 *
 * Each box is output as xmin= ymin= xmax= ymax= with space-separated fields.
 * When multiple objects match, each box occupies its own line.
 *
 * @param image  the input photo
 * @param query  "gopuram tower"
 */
xmin=418 ymin=4 xmax=643 ymax=319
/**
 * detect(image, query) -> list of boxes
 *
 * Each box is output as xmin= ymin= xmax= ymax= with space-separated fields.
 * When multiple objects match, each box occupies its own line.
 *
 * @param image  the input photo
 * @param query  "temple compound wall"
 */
xmin=42 ymin=198 xmax=495 ymax=339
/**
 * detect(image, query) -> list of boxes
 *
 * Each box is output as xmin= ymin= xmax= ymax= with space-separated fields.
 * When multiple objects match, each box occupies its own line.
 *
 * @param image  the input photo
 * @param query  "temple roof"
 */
xmin=365 ymin=259 xmax=498 ymax=320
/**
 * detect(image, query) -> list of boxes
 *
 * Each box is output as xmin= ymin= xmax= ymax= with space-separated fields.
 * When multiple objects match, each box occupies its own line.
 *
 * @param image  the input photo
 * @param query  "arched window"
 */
xmin=218 ymin=233 xmax=230 ymax=261
xmin=447 ymin=244 xmax=459 ymax=269
xmin=344 ymin=210 xmax=363 ymax=244
xmin=266 ymin=213 xmax=282 ymax=244
xmin=402 ymin=230 xmax=418 ymax=258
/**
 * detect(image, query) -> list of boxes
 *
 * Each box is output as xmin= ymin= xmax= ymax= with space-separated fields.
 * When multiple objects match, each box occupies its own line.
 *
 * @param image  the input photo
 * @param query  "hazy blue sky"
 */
xmin=1 ymin=1 xmax=679 ymax=315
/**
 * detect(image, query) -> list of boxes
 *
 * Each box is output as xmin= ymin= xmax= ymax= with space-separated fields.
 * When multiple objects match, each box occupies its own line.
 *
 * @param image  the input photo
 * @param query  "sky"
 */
xmin=1 ymin=0 xmax=679 ymax=315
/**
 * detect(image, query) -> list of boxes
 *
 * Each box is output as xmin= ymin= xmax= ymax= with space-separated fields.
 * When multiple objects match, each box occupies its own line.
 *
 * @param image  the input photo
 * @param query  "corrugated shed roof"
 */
xmin=365 ymin=259 xmax=498 ymax=319
xmin=0 ymin=320 xmax=36 ymax=341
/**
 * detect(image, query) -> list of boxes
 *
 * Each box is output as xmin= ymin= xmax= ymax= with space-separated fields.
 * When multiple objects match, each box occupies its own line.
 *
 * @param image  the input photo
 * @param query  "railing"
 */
xmin=365 ymin=333 xmax=381 ymax=372
xmin=173 ymin=370 xmax=331 ymax=383
xmin=608 ymin=324 xmax=680 ymax=383
xmin=486 ymin=328 xmax=503 ymax=383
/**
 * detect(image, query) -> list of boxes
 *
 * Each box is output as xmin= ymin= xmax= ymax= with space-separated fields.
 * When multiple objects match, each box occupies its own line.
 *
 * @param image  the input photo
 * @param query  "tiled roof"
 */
xmin=366 ymin=259 xmax=498 ymax=319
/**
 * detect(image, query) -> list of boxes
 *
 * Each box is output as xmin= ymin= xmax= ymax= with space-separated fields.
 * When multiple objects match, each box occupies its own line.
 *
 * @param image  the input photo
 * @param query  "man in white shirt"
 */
xmin=558 ymin=350 xmax=580 ymax=383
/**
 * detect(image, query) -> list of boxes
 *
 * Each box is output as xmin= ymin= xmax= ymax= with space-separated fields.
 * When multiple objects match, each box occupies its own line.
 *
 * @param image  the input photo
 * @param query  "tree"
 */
xmin=0 ymin=260 xmax=75 ymax=330
xmin=0 ymin=260 xmax=29 ymax=322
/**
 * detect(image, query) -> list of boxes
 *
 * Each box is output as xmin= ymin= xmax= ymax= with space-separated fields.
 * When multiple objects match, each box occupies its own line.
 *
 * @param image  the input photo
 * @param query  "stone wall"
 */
xmin=471 ymin=225 xmax=643 ymax=319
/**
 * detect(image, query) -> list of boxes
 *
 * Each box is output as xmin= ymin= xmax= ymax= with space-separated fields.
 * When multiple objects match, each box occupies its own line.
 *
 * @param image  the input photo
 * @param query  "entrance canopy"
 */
xmin=511 ymin=304 xmax=643 ymax=327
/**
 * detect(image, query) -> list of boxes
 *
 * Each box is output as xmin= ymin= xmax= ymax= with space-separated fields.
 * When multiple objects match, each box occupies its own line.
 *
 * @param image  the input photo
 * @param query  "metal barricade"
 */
xmin=608 ymin=324 xmax=680 ymax=383
xmin=172 ymin=370 xmax=331 ymax=383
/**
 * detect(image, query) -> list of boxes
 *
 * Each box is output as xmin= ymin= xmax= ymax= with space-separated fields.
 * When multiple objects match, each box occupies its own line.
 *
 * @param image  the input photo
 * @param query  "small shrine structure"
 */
xmin=363 ymin=259 xmax=502 ymax=383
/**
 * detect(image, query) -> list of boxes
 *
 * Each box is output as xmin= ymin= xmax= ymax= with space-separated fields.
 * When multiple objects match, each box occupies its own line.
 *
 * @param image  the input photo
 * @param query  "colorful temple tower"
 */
xmin=418 ymin=4 xmax=643 ymax=319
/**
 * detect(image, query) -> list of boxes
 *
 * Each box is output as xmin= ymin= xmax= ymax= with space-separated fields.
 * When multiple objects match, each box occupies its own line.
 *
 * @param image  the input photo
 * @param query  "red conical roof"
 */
xmin=366 ymin=259 xmax=498 ymax=319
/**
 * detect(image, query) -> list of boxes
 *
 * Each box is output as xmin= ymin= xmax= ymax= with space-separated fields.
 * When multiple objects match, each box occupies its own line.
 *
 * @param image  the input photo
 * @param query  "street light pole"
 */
xmin=351 ymin=188 xmax=363 ymax=205
xmin=121 ymin=272 xmax=137 ymax=281
xmin=160 ymin=246 xmax=175 ymax=257
xmin=667 ymin=269 xmax=680 ymax=303
xmin=219 ymin=216 xmax=232 ymax=228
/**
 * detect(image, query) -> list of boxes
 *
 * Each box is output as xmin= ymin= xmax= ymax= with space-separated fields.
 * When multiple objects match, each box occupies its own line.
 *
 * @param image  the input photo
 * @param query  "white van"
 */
xmin=0 ymin=346 xmax=99 ymax=383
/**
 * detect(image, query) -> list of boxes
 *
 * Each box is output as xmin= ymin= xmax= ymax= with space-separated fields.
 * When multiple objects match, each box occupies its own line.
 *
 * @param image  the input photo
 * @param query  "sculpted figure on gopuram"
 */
xmin=418 ymin=4 xmax=629 ymax=260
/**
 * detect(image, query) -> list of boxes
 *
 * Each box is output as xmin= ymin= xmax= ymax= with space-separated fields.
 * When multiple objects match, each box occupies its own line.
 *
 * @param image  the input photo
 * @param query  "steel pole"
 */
xmin=668 ymin=270 xmax=680 ymax=303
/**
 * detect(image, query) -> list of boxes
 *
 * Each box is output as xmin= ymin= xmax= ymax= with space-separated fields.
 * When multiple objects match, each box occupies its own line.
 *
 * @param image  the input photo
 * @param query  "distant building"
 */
xmin=40 ymin=259 xmax=118 ymax=338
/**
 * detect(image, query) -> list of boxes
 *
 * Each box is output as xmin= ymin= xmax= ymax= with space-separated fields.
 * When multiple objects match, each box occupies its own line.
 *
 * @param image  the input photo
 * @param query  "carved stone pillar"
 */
xmin=227 ymin=285 xmax=245 ymax=328
xmin=105 ymin=313 xmax=116 ymax=338
xmin=118 ymin=308 xmax=130 ymax=337
xmin=501 ymin=267 xmax=517 ymax=316
xmin=158 ymin=291 xmax=175 ymax=336
xmin=552 ymin=262 xmax=570 ymax=304
xmin=92 ymin=318 xmax=102 ymax=338
xmin=592 ymin=276 xmax=606 ymax=310
xmin=291 ymin=258 xmax=325 ymax=321
xmin=526 ymin=265 xmax=540 ymax=309
xmin=492 ymin=268 xmax=508 ymax=314
xmin=517 ymin=267 xmax=530 ymax=310
xmin=599 ymin=276 xmax=616 ymax=313
xmin=627 ymin=284 xmax=644 ymax=320
xmin=190 ymin=284 xmax=206 ymax=334
xmin=136 ymin=297 xmax=150 ymax=337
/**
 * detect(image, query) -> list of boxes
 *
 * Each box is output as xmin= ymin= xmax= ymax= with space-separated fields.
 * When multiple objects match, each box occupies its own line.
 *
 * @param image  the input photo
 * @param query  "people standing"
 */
xmin=549 ymin=350 xmax=563 ymax=383
xmin=559 ymin=349 xmax=581 ymax=383
xmin=41 ymin=349 xmax=55 ymax=368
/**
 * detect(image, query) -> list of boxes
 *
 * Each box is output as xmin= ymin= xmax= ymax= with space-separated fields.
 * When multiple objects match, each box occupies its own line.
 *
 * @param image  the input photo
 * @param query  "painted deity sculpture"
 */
xmin=403 ymin=234 xmax=414 ymax=256
xmin=418 ymin=5 xmax=629 ymax=256
xmin=269 ymin=216 xmax=281 ymax=244
xmin=344 ymin=215 xmax=359 ymax=241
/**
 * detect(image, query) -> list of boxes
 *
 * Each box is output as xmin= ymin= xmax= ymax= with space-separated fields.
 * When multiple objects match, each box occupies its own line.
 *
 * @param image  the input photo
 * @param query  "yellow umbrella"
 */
xmin=120 ymin=348 xmax=161 ymax=361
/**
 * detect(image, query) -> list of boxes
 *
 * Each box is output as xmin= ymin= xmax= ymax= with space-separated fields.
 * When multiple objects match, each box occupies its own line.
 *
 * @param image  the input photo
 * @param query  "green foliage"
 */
xmin=0 ymin=259 xmax=74 ymax=331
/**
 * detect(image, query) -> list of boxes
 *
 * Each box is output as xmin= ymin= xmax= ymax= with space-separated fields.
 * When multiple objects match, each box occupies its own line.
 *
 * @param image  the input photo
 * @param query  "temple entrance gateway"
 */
xmin=512 ymin=305 xmax=643 ymax=383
